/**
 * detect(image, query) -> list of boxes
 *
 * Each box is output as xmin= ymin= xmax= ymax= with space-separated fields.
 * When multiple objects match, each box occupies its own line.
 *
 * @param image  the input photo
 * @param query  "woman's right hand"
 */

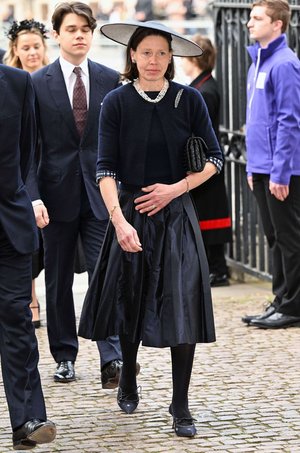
xmin=247 ymin=175 xmax=253 ymax=191
xmin=99 ymin=176 xmax=142 ymax=252
xmin=113 ymin=218 xmax=142 ymax=253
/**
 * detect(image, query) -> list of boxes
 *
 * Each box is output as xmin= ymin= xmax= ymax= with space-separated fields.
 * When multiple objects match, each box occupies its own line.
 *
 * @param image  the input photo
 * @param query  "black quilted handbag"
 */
xmin=185 ymin=136 xmax=207 ymax=172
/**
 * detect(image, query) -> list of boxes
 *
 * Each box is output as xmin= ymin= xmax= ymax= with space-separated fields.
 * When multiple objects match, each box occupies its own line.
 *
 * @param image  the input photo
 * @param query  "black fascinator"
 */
xmin=6 ymin=19 xmax=49 ymax=41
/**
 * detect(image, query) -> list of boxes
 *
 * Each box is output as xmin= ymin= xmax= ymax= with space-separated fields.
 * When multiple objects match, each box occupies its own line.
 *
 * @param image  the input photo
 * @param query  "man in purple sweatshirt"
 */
xmin=242 ymin=0 xmax=300 ymax=328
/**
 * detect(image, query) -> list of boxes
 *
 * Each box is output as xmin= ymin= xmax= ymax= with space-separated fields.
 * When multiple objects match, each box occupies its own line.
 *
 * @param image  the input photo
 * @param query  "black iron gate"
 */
xmin=212 ymin=0 xmax=300 ymax=280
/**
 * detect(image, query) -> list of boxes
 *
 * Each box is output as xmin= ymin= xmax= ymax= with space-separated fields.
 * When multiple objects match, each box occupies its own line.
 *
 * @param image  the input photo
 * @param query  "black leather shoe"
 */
xmin=101 ymin=359 xmax=123 ymax=389
xmin=101 ymin=360 xmax=140 ymax=389
xmin=54 ymin=361 xmax=75 ymax=383
xmin=169 ymin=405 xmax=196 ymax=437
xmin=209 ymin=273 xmax=229 ymax=287
xmin=117 ymin=386 xmax=139 ymax=414
xmin=13 ymin=419 xmax=56 ymax=450
xmin=250 ymin=312 xmax=300 ymax=329
xmin=242 ymin=301 xmax=278 ymax=325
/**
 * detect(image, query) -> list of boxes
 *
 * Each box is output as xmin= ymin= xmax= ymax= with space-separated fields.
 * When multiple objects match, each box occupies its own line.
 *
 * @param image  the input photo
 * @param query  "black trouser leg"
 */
xmin=171 ymin=343 xmax=196 ymax=419
xmin=119 ymin=334 xmax=140 ymax=392
xmin=252 ymin=174 xmax=286 ymax=301
xmin=0 ymin=230 xmax=46 ymax=430
xmin=206 ymin=243 xmax=228 ymax=275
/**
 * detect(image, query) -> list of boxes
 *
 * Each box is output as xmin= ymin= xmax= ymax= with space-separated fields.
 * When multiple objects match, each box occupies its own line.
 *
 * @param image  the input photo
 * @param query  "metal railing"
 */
xmin=213 ymin=0 xmax=300 ymax=280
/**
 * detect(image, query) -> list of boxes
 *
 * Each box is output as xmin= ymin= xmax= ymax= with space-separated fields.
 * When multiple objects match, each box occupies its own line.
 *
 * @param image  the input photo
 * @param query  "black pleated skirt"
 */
xmin=79 ymin=189 xmax=216 ymax=347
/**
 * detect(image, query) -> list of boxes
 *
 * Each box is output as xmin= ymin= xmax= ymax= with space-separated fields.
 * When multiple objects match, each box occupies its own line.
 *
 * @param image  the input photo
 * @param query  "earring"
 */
xmin=132 ymin=59 xmax=136 ymax=64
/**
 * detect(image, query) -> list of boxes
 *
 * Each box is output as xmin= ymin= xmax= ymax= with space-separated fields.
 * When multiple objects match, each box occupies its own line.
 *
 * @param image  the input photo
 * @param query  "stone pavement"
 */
xmin=1 ymin=273 xmax=300 ymax=453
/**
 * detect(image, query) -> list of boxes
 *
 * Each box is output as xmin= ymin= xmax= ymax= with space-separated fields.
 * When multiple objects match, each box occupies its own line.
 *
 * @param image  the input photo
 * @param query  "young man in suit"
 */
xmin=0 ymin=64 xmax=56 ymax=450
xmin=27 ymin=1 xmax=124 ymax=386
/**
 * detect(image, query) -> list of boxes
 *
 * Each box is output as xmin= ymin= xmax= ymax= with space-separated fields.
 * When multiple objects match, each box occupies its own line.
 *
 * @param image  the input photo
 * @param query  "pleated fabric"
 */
xmin=79 ymin=189 xmax=216 ymax=347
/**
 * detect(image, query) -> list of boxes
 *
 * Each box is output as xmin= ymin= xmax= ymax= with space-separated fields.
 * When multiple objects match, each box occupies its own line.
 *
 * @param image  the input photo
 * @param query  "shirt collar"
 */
xmin=59 ymin=56 xmax=89 ymax=79
xmin=247 ymin=34 xmax=287 ymax=64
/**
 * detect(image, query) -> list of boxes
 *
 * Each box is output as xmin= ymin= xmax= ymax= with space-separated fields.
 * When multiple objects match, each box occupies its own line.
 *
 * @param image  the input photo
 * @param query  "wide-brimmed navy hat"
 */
xmin=100 ymin=20 xmax=203 ymax=57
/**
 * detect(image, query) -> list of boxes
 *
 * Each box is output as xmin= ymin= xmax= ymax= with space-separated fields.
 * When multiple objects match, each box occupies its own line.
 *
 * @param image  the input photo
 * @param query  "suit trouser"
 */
xmin=0 ymin=227 xmax=46 ymax=430
xmin=205 ymin=243 xmax=228 ymax=275
xmin=42 ymin=209 xmax=121 ymax=367
xmin=252 ymin=174 xmax=300 ymax=316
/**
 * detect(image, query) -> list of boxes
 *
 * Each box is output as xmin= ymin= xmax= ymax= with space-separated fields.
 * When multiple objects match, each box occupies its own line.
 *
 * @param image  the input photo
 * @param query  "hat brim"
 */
xmin=100 ymin=21 xmax=203 ymax=57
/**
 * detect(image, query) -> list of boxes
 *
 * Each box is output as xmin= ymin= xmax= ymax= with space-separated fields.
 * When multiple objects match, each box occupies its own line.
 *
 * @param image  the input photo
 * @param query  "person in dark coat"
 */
xmin=4 ymin=18 xmax=50 ymax=328
xmin=0 ymin=64 xmax=56 ymax=450
xmin=79 ymin=21 xmax=223 ymax=437
xmin=4 ymin=18 xmax=88 ymax=328
xmin=26 ymin=1 xmax=123 ymax=387
xmin=182 ymin=34 xmax=232 ymax=287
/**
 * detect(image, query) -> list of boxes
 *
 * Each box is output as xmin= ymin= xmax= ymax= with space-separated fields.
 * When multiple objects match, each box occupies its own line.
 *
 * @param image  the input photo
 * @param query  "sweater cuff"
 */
xmin=96 ymin=170 xmax=117 ymax=184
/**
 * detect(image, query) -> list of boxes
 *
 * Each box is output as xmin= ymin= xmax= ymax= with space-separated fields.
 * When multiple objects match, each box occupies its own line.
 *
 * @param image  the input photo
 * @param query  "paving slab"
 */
xmin=1 ymin=274 xmax=299 ymax=452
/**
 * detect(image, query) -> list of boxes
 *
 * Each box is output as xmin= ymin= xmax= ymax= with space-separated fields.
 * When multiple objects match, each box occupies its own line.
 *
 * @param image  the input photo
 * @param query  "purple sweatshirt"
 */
xmin=246 ymin=34 xmax=300 ymax=185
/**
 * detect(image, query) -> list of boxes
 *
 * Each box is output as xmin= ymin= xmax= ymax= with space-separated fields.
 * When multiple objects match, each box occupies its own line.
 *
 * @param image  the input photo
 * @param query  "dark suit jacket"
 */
xmin=0 ymin=65 xmax=38 ymax=254
xmin=27 ymin=58 xmax=120 ymax=221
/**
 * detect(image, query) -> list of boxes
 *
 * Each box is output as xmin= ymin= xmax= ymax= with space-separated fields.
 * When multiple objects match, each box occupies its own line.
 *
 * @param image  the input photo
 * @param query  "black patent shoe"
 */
xmin=101 ymin=360 xmax=140 ymax=389
xmin=30 ymin=299 xmax=41 ymax=329
xmin=13 ymin=419 xmax=56 ymax=450
xmin=117 ymin=386 xmax=140 ymax=414
xmin=241 ymin=297 xmax=280 ymax=325
xmin=209 ymin=273 xmax=229 ymax=287
xmin=54 ymin=360 xmax=75 ymax=383
xmin=101 ymin=359 xmax=123 ymax=389
xmin=249 ymin=311 xmax=300 ymax=329
xmin=169 ymin=404 xmax=197 ymax=437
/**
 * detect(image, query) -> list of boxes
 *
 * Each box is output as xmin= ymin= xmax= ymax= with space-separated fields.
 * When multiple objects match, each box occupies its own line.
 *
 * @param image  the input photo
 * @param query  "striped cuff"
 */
xmin=207 ymin=157 xmax=223 ymax=174
xmin=96 ymin=170 xmax=117 ymax=183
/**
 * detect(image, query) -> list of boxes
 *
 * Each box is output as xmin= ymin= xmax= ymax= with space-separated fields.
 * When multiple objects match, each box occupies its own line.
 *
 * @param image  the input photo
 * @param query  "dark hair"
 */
xmin=185 ymin=34 xmax=216 ymax=72
xmin=52 ymin=1 xmax=97 ymax=34
xmin=252 ymin=0 xmax=290 ymax=33
xmin=121 ymin=27 xmax=175 ymax=82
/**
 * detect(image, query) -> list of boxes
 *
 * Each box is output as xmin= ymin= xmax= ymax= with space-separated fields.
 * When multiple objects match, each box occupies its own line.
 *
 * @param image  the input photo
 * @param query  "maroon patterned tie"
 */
xmin=73 ymin=67 xmax=87 ymax=137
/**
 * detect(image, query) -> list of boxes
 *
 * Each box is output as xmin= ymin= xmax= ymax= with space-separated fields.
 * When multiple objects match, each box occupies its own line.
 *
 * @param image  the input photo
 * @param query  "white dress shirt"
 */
xmin=59 ymin=56 xmax=90 ymax=109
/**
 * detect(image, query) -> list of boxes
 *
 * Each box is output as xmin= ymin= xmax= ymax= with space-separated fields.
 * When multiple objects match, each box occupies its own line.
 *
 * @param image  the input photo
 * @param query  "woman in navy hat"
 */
xmin=79 ymin=20 xmax=223 ymax=437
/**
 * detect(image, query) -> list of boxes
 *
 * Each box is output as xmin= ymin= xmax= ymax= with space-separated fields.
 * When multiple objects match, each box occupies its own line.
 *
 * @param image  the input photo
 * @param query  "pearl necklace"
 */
xmin=133 ymin=78 xmax=169 ymax=103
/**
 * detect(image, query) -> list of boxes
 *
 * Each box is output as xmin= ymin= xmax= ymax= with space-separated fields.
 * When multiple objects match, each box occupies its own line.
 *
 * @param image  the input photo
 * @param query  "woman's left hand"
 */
xmin=134 ymin=183 xmax=179 ymax=216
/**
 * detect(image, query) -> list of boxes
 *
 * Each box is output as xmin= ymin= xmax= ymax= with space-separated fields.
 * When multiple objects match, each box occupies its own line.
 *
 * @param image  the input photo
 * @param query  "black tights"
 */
xmin=171 ymin=343 xmax=196 ymax=418
xmin=119 ymin=334 xmax=196 ymax=419
xmin=119 ymin=334 xmax=140 ymax=392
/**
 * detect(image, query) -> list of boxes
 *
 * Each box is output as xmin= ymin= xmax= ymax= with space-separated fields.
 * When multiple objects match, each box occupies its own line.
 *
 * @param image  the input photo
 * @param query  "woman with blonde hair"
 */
xmin=4 ymin=19 xmax=50 ymax=328
xmin=4 ymin=19 xmax=49 ymax=72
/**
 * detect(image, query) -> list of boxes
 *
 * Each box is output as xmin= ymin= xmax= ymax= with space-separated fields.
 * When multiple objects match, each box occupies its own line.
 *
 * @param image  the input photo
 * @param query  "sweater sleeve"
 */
xmin=96 ymin=91 xmax=120 ymax=181
xmin=270 ymin=60 xmax=300 ymax=185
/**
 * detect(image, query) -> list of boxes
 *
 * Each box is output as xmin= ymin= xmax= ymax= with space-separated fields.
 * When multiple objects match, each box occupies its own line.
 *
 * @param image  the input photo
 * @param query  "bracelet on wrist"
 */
xmin=109 ymin=205 xmax=120 ymax=221
xmin=184 ymin=177 xmax=190 ymax=193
